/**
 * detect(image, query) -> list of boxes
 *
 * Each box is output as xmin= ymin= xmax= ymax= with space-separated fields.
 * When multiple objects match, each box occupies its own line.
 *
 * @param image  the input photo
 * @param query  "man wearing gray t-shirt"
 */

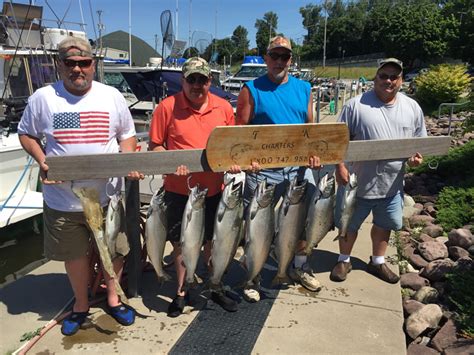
xmin=330 ymin=58 xmax=427 ymax=284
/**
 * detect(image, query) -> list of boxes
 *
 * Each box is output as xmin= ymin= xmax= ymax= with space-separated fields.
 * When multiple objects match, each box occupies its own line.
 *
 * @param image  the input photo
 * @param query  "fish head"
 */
xmin=256 ymin=180 xmax=275 ymax=208
xmin=288 ymin=178 xmax=308 ymax=204
xmin=320 ymin=173 xmax=336 ymax=198
xmin=191 ymin=185 xmax=208 ymax=210
xmin=224 ymin=180 xmax=243 ymax=209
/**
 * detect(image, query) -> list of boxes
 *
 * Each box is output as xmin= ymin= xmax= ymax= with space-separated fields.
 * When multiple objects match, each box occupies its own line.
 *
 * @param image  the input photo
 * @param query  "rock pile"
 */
xmin=400 ymin=197 xmax=474 ymax=354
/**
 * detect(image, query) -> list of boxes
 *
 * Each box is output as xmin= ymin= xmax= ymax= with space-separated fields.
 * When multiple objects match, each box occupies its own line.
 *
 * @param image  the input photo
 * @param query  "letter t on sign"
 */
xmin=252 ymin=131 xmax=259 ymax=139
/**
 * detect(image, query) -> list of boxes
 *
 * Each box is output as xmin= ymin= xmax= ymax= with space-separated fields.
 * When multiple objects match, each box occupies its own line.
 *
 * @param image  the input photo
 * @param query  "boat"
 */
xmin=103 ymin=59 xmax=237 ymax=133
xmin=221 ymin=56 xmax=267 ymax=93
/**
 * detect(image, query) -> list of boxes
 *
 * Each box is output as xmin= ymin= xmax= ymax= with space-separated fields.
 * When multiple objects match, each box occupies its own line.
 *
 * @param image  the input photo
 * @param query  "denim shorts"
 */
xmin=335 ymin=190 xmax=404 ymax=233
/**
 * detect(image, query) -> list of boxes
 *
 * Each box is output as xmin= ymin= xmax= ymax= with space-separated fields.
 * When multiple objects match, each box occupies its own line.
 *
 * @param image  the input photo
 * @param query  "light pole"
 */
xmin=337 ymin=47 xmax=345 ymax=80
xmin=322 ymin=0 xmax=329 ymax=68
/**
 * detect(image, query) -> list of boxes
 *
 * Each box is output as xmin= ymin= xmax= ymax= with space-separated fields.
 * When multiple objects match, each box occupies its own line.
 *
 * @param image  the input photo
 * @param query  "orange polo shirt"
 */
xmin=149 ymin=91 xmax=235 ymax=196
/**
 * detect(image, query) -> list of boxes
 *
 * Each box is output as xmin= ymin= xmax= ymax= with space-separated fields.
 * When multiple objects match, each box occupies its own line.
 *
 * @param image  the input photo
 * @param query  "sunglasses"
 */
xmin=377 ymin=73 xmax=401 ymax=81
xmin=185 ymin=75 xmax=210 ymax=85
xmin=63 ymin=59 xmax=93 ymax=68
xmin=267 ymin=52 xmax=292 ymax=61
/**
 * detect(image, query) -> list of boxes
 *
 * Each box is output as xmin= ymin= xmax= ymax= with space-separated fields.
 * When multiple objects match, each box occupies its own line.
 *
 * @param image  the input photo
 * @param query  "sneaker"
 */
xmin=167 ymin=295 xmax=186 ymax=318
xmin=330 ymin=261 xmax=352 ymax=282
xmin=367 ymin=260 xmax=400 ymax=284
xmin=108 ymin=304 xmax=136 ymax=326
xmin=289 ymin=263 xmax=322 ymax=292
xmin=211 ymin=290 xmax=238 ymax=312
xmin=61 ymin=311 xmax=89 ymax=336
xmin=243 ymin=287 xmax=260 ymax=303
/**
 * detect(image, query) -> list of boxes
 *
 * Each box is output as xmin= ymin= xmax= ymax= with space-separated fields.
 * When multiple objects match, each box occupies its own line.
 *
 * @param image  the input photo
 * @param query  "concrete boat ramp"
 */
xmin=1 ymin=217 xmax=406 ymax=355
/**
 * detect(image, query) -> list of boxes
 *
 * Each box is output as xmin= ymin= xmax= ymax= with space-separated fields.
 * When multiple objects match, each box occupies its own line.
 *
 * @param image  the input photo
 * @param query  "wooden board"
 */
xmin=46 ymin=136 xmax=452 ymax=181
xmin=205 ymin=123 xmax=350 ymax=171
xmin=345 ymin=136 xmax=451 ymax=162
xmin=46 ymin=149 xmax=209 ymax=181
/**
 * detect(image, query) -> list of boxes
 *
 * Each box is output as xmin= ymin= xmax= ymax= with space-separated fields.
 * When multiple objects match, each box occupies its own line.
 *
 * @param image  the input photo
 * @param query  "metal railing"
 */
xmin=438 ymin=101 xmax=470 ymax=135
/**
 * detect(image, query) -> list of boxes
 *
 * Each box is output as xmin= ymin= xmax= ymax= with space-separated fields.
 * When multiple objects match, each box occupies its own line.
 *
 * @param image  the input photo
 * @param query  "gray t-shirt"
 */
xmin=338 ymin=90 xmax=427 ymax=199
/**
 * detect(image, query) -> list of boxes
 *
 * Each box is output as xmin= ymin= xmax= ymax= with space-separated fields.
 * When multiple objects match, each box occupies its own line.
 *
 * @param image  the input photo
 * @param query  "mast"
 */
xmin=128 ymin=0 xmax=132 ymax=66
xmin=176 ymin=0 xmax=179 ymax=40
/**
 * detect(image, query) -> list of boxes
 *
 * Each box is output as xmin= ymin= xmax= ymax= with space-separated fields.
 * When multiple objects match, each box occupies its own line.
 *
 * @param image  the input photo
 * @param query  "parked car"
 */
xmin=404 ymin=68 xmax=428 ymax=82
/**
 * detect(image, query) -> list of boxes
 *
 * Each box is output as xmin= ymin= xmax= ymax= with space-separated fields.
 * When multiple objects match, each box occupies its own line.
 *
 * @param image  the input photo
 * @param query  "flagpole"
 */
xmin=129 ymin=0 xmax=132 ymax=66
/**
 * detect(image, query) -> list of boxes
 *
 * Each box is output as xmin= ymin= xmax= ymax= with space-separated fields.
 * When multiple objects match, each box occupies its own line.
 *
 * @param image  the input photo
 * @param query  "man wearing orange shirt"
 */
xmin=149 ymin=57 xmax=236 ymax=317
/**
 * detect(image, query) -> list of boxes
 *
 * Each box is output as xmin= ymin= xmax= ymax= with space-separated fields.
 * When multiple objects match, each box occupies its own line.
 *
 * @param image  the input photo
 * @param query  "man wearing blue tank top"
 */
xmin=236 ymin=36 xmax=322 ymax=302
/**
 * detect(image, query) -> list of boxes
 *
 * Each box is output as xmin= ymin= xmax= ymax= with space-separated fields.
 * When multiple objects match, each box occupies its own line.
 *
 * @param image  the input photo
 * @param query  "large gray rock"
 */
xmin=410 ymin=215 xmax=435 ymax=227
xmin=400 ymin=272 xmax=430 ymax=290
xmin=418 ymin=241 xmax=449 ymax=261
xmin=409 ymin=252 xmax=429 ymax=269
xmin=448 ymin=228 xmax=474 ymax=249
xmin=420 ymin=259 xmax=455 ymax=282
xmin=419 ymin=233 xmax=435 ymax=243
xmin=405 ymin=304 xmax=443 ymax=339
xmin=454 ymin=256 xmax=474 ymax=272
xmin=448 ymin=246 xmax=470 ymax=260
xmin=444 ymin=339 xmax=474 ymax=355
xmin=413 ymin=286 xmax=439 ymax=304
xmin=423 ymin=225 xmax=444 ymax=238
xmin=403 ymin=299 xmax=425 ymax=315
xmin=407 ymin=343 xmax=440 ymax=355
xmin=431 ymin=319 xmax=458 ymax=352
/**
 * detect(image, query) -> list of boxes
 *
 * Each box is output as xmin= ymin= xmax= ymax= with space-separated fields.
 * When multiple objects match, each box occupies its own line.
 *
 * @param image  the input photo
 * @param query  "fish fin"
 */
xmin=217 ymin=206 xmax=226 ymax=223
xmin=268 ymin=248 xmax=278 ymax=262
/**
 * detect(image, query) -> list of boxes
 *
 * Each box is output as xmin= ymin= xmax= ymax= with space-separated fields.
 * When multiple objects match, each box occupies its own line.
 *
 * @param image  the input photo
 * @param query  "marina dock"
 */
xmin=1 ymin=216 xmax=406 ymax=355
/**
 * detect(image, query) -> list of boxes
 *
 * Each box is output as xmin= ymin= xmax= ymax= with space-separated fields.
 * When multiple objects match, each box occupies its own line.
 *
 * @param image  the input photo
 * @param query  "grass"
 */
xmin=311 ymin=66 xmax=377 ymax=80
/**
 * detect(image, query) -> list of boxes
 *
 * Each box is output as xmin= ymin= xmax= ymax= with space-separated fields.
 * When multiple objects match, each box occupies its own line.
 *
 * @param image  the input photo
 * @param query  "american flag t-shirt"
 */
xmin=53 ymin=111 xmax=110 ymax=145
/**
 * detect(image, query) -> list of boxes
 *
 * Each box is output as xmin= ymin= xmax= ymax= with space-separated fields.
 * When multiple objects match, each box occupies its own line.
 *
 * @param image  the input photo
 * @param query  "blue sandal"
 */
xmin=61 ymin=311 xmax=89 ymax=336
xmin=108 ymin=304 xmax=135 ymax=326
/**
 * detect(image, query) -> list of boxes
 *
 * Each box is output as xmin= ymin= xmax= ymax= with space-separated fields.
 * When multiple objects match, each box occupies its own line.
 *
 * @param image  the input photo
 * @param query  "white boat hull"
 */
xmin=0 ymin=134 xmax=42 ymax=228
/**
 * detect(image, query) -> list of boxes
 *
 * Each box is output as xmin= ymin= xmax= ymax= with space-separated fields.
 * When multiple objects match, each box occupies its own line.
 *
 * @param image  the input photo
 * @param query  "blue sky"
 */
xmin=25 ymin=0 xmax=316 ymax=49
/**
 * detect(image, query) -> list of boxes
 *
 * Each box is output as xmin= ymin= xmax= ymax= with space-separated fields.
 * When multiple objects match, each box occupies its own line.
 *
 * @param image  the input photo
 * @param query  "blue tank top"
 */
xmin=245 ymin=75 xmax=311 ymax=125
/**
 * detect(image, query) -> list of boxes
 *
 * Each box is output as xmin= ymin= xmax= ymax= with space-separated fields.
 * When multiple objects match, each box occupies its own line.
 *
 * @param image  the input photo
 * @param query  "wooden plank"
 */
xmin=124 ymin=179 xmax=142 ymax=297
xmin=46 ymin=136 xmax=452 ymax=181
xmin=46 ymin=149 xmax=209 ymax=181
xmin=345 ymin=136 xmax=451 ymax=162
xmin=205 ymin=123 xmax=350 ymax=171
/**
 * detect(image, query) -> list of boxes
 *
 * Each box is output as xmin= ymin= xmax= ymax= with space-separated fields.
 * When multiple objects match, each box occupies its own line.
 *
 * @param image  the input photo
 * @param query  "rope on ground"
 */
xmin=14 ymin=296 xmax=106 ymax=355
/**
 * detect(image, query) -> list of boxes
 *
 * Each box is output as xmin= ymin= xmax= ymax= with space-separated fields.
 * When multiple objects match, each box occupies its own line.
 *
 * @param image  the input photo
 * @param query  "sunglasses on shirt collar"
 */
xmin=267 ymin=52 xmax=292 ymax=61
xmin=62 ymin=59 xmax=94 ymax=68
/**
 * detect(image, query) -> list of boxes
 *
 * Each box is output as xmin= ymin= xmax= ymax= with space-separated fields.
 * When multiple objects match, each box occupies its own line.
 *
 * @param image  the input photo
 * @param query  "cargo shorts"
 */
xmin=43 ymin=203 xmax=130 ymax=261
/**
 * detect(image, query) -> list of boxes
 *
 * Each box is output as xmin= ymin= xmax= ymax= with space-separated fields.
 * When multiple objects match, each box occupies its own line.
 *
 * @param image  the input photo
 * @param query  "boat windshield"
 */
xmin=234 ymin=66 xmax=267 ymax=78
xmin=103 ymin=72 xmax=133 ymax=93
xmin=1 ymin=55 xmax=57 ymax=98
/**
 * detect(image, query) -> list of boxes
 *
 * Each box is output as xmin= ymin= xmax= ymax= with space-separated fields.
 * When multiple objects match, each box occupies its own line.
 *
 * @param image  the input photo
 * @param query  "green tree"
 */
xmin=232 ymin=25 xmax=250 ymax=61
xmin=442 ymin=0 xmax=474 ymax=62
xmin=255 ymin=12 xmax=278 ymax=55
xmin=367 ymin=0 xmax=458 ymax=68
xmin=299 ymin=3 xmax=323 ymax=61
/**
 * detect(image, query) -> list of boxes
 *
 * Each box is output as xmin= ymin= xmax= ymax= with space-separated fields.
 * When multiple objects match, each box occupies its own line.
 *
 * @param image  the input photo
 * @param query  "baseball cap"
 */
xmin=377 ymin=58 xmax=403 ymax=71
xmin=267 ymin=36 xmax=292 ymax=53
xmin=58 ymin=37 xmax=93 ymax=59
xmin=182 ymin=57 xmax=211 ymax=78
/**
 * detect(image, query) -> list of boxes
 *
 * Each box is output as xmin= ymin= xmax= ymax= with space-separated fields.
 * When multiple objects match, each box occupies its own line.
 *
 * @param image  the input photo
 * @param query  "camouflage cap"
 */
xmin=377 ymin=58 xmax=403 ymax=72
xmin=267 ymin=36 xmax=292 ymax=53
xmin=58 ymin=36 xmax=93 ymax=59
xmin=182 ymin=57 xmax=211 ymax=78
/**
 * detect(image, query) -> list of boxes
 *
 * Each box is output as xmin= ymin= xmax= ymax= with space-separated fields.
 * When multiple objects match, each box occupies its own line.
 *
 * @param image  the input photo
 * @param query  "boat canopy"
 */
xmin=121 ymin=70 xmax=237 ymax=107
xmin=242 ymin=56 xmax=264 ymax=64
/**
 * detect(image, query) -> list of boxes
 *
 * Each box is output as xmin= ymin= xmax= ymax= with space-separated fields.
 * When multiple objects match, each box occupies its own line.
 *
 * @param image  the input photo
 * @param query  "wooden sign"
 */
xmin=205 ymin=123 xmax=350 ymax=171
xmin=46 ymin=149 xmax=209 ymax=181
xmin=345 ymin=136 xmax=452 ymax=162
xmin=46 ymin=132 xmax=452 ymax=181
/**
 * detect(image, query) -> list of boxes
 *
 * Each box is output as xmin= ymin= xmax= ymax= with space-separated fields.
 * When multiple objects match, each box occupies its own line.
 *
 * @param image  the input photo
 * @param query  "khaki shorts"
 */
xmin=43 ymin=203 xmax=130 ymax=261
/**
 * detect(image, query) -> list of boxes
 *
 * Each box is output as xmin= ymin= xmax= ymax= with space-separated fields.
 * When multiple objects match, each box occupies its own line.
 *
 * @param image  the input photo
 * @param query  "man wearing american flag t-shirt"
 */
xmin=18 ymin=37 xmax=144 ymax=336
